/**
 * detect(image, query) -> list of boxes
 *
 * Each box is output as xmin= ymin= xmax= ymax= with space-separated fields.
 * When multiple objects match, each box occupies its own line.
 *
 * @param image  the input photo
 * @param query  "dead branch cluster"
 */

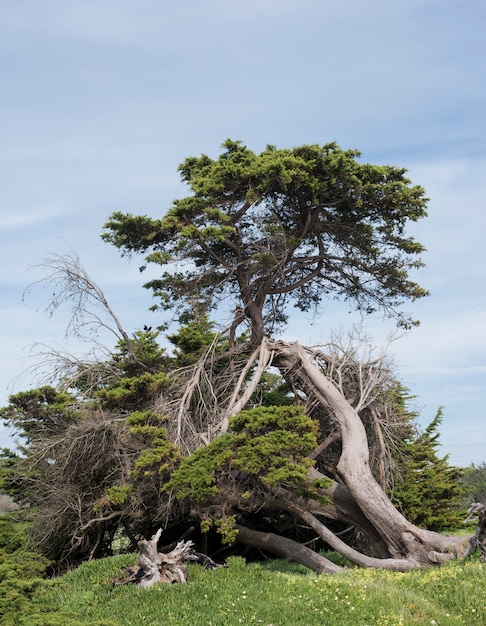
xmin=21 ymin=417 xmax=129 ymax=562
xmin=155 ymin=332 xmax=408 ymax=491
xmin=152 ymin=339 xmax=275 ymax=453
xmin=20 ymin=414 xmax=178 ymax=565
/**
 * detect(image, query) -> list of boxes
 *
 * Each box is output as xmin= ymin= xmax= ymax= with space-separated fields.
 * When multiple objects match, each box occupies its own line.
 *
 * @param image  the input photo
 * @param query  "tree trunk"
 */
xmin=465 ymin=503 xmax=486 ymax=562
xmin=235 ymin=524 xmax=343 ymax=574
xmin=245 ymin=301 xmax=265 ymax=346
xmin=271 ymin=339 xmax=470 ymax=568
xmin=305 ymin=475 xmax=393 ymax=559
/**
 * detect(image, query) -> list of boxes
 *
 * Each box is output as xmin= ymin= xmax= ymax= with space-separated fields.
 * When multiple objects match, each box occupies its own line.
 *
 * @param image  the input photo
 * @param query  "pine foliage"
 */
xmin=392 ymin=408 xmax=465 ymax=530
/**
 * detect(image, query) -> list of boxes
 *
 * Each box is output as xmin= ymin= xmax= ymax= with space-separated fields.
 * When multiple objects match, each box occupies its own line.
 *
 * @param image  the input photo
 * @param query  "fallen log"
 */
xmin=112 ymin=528 xmax=224 ymax=588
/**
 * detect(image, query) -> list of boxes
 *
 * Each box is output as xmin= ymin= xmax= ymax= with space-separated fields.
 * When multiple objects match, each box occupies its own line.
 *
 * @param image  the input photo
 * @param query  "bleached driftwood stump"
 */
xmin=113 ymin=528 xmax=223 ymax=588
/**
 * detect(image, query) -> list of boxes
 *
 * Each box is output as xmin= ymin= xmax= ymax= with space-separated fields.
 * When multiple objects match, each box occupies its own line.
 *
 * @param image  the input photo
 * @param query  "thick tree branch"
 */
xmin=235 ymin=524 xmax=342 ymax=574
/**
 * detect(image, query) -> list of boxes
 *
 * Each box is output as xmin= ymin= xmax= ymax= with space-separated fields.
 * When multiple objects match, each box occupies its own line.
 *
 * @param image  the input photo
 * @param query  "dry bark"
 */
xmin=113 ymin=529 xmax=224 ymax=588
xmin=269 ymin=338 xmax=470 ymax=568
xmin=235 ymin=524 xmax=343 ymax=574
xmin=464 ymin=503 xmax=486 ymax=562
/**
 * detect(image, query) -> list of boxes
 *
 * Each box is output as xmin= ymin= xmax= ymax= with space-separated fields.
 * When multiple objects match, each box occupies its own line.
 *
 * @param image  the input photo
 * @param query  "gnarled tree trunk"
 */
xmin=269 ymin=338 xmax=470 ymax=568
xmin=465 ymin=503 xmax=486 ymax=562
xmin=235 ymin=524 xmax=343 ymax=574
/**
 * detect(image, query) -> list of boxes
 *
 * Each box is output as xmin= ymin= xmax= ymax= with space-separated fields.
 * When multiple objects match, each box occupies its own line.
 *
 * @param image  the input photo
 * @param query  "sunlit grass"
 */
xmin=8 ymin=553 xmax=486 ymax=625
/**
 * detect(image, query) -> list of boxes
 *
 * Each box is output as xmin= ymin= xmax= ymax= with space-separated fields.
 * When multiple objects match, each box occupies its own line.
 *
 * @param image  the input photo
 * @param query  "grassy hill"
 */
xmin=3 ymin=551 xmax=486 ymax=626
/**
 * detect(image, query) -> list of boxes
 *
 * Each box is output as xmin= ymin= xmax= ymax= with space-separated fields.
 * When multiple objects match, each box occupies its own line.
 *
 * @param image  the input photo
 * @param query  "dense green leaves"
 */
xmin=95 ymin=371 xmax=169 ymax=410
xmin=126 ymin=410 xmax=180 ymax=478
xmin=392 ymin=408 xmax=465 ymax=530
xmin=0 ymin=511 xmax=55 ymax=625
xmin=167 ymin=406 xmax=325 ymax=510
xmin=166 ymin=313 xmax=219 ymax=366
xmin=0 ymin=387 xmax=76 ymax=445
xmin=103 ymin=140 xmax=429 ymax=342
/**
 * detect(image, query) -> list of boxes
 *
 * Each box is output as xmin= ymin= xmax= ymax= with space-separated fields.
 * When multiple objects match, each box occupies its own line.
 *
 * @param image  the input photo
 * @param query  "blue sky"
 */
xmin=1 ymin=0 xmax=485 ymax=465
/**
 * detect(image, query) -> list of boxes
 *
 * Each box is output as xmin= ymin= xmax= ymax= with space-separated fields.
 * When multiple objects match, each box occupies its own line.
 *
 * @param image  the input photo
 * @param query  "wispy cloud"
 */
xmin=0 ymin=210 xmax=62 ymax=230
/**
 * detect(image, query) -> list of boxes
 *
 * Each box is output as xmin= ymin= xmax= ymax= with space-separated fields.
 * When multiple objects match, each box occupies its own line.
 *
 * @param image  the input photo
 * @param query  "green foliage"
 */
xmin=0 ymin=511 xmax=59 ymax=626
xmin=0 ymin=511 xmax=31 ymax=554
xmin=0 ymin=448 xmax=22 ymax=503
xmin=200 ymin=515 xmax=239 ymax=545
xmin=91 ymin=411 xmax=181 ymax=538
xmin=127 ymin=411 xmax=180 ymax=476
xmin=95 ymin=371 xmax=169 ymax=410
xmin=257 ymin=372 xmax=294 ymax=406
xmin=392 ymin=408 xmax=465 ymax=530
xmin=93 ymin=485 xmax=133 ymax=513
xmin=229 ymin=405 xmax=319 ymax=486
xmin=461 ymin=462 xmax=486 ymax=506
xmin=92 ymin=329 xmax=170 ymax=410
xmin=166 ymin=433 xmax=234 ymax=502
xmin=0 ymin=386 xmax=76 ymax=444
xmin=166 ymin=312 xmax=218 ymax=365
xmin=112 ymin=328 xmax=168 ymax=376
xmin=167 ymin=405 xmax=326 ymax=531
xmin=103 ymin=139 xmax=429 ymax=342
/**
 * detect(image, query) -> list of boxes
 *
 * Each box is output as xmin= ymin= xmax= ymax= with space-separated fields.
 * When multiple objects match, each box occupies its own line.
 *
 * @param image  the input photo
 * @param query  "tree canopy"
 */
xmin=102 ymin=140 xmax=429 ymax=344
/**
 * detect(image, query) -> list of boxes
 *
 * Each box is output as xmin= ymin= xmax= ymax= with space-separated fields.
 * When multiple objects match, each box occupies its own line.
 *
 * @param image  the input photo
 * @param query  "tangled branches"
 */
xmin=153 ymin=332 xmax=410 ymax=491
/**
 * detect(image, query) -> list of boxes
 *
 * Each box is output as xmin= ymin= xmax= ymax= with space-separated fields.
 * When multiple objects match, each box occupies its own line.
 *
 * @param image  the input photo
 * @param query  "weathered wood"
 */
xmin=112 ymin=529 xmax=224 ymax=588
xmin=235 ymin=524 xmax=343 ymax=574
xmin=465 ymin=502 xmax=486 ymax=562
xmin=272 ymin=339 xmax=471 ymax=567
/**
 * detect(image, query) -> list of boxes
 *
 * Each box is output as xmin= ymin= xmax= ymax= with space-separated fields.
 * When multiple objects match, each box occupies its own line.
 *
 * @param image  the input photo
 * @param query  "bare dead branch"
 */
xmin=222 ymin=337 xmax=274 ymax=430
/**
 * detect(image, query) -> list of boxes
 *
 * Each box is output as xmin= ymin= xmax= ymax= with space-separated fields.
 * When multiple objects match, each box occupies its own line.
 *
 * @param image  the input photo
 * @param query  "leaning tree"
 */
xmin=3 ymin=140 xmax=470 ymax=572
xmin=100 ymin=140 xmax=473 ymax=571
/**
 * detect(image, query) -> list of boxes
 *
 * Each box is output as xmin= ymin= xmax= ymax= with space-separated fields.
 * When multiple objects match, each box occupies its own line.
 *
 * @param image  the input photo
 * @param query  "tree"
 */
xmin=0 ymin=387 xmax=77 ymax=447
xmin=98 ymin=140 xmax=468 ymax=569
xmin=391 ymin=408 xmax=465 ymax=530
xmin=4 ymin=140 xmax=470 ymax=572
xmin=461 ymin=462 xmax=486 ymax=508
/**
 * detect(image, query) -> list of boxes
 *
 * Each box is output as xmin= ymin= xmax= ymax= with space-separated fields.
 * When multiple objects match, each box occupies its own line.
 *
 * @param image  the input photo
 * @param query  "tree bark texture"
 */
xmin=464 ymin=503 xmax=486 ymax=562
xmin=269 ymin=339 xmax=470 ymax=568
xmin=113 ymin=529 xmax=224 ymax=588
xmin=235 ymin=524 xmax=343 ymax=574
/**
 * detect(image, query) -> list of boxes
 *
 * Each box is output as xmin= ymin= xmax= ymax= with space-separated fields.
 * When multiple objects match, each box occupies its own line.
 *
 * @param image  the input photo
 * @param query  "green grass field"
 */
xmin=4 ymin=552 xmax=486 ymax=626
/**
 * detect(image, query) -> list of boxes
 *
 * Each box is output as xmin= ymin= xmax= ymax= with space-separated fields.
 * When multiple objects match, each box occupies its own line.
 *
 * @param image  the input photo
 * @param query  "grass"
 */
xmin=5 ymin=552 xmax=486 ymax=626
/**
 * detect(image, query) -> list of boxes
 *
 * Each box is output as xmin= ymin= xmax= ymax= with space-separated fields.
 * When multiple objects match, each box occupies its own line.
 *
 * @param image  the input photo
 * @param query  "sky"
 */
xmin=1 ymin=0 xmax=485 ymax=466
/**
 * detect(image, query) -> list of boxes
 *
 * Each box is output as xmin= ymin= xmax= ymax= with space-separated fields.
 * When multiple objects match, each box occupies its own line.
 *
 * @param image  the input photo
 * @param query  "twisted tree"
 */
xmin=3 ymin=140 xmax=469 ymax=572
xmin=99 ymin=140 xmax=469 ymax=569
